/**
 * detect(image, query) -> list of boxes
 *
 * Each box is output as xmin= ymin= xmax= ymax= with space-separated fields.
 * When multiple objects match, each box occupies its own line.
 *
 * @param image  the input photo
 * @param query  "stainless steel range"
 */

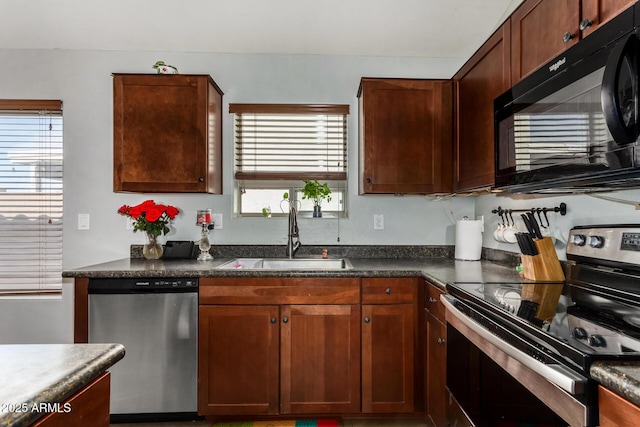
xmin=443 ymin=225 xmax=640 ymax=427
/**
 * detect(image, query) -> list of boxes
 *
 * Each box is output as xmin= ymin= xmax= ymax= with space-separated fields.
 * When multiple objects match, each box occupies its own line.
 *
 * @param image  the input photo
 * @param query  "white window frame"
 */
xmin=230 ymin=103 xmax=348 ymax=218
xmin=0 ymin=100 xmax=63 ymax=295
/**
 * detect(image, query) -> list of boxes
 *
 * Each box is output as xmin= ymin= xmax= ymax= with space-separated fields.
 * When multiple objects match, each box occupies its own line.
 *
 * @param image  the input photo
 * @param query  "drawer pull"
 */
xmin=429 ymin=297 xmax=438 ymax=303
xmin=437 ymin=338 xmax=446 ymax=345
xmin=385 ymin=288 xmax=391 ymax=295
xmin=579 ymin=18 xmax=592 ymax=31
xmin=562 ymin=32 xmax=574 ymax=43
xmin=364 ymin=317 xmax=371 ymax=323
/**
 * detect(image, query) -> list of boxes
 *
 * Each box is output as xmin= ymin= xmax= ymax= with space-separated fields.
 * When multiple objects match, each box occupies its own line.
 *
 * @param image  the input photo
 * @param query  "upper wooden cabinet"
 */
xmin=511 ymin=0 xmax=634 ymax=83
xmin=113 ymin=74 xmax=223 ymax=193
xmin=357 ymin=78 xmax=453 ymax=195
xmin=453 ymin=22 xmax=511 ymax=191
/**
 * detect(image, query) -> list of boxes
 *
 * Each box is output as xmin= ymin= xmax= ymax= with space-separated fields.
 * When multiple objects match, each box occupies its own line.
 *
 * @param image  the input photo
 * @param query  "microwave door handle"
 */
xmin=601 ymin=33 xmax=638 ymax=145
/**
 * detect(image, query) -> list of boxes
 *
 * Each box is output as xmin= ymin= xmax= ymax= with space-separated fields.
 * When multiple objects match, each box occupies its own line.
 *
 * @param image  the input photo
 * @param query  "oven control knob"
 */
xmin=572 ymin=327 xmax=588 ymax=339
xmin=588 ymin=235 xmax=605 ymax=248
xmin=571 ymin=234 xmax=587 ymax=246
xmin=588 ymin=334 xmax=606 ymax=347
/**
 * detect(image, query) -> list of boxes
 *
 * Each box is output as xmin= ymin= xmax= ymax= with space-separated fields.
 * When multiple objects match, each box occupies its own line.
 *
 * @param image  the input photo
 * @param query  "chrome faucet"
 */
xmin=286 ymin=205 xmax=301 ymax=258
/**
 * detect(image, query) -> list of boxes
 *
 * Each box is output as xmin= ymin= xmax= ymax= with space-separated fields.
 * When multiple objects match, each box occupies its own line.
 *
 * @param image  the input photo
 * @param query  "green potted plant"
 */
xmin=301 ymin=179 xmax=332 ymax=218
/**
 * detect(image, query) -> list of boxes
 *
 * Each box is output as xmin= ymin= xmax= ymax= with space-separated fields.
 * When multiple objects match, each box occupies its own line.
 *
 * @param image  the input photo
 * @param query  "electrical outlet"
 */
xmin=212 ymin=213 xmax=223 ymax=229
xmin=78 ymin=213 xmax=90 ymax=230
xmin=373 ymin=214 xmax=384 ymax=230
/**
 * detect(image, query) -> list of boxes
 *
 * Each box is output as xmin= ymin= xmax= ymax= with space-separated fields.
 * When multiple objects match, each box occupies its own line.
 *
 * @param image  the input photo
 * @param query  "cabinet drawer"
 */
xmin=361 ymin=278 xmax=417 ymax=304
xmin=425 ymin=281 xmax=445 ymax=321
xmin=199 ymin=277 xmax=360 ymax=305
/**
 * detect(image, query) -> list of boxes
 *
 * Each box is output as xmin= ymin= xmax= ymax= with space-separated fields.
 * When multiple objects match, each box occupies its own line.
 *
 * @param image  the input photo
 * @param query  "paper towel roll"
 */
xmin=455 ymin=219 xmax=483 ymax=261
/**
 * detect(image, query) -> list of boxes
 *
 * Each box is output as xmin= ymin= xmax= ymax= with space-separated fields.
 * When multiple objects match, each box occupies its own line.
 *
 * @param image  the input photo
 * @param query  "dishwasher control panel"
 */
xmin=88 ymin=277 xmax=198 ymax=293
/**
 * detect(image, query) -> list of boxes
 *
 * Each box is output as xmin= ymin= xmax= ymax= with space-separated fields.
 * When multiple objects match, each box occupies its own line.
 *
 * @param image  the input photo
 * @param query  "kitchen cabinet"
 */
xmin=453 ymin=22 xmax=511 ymax=191
xmin=357 ymin=78 xmax=453 ymax=195
xmin=113 ymin=73 xmax=223 ymax=193
xmin=598 ymin=385 xmax=640 ymax=426
xmin=30 ymin=372 xmax=110 ymax=427
xmin=361 ymin=278 xmax=418 ymax=413
xmin=425 ymin=281 xmax=447 ymax=427
xmin=511 ymin=0 xmax=634 ymax=84
xmin=198 ymin=278 xmax=361 ymax=416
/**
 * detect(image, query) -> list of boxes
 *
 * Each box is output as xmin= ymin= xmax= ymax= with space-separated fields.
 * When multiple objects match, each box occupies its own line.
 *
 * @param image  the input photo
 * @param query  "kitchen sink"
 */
xmin=216 ymin=257 xmax=353 ymax=270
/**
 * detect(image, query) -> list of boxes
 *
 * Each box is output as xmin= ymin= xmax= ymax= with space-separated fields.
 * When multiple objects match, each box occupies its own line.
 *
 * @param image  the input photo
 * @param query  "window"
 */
xmin=230 ymin=104 xmax=348 ymax=217
xmin=0 ymin=100 xmax=63 ymax=295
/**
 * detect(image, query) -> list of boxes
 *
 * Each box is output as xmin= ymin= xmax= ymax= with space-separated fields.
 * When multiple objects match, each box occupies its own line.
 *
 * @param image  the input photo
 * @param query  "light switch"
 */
xmin=78 ymin=213 xmax=90 ymax=230
xmin=212 ymin=213 xmax=223 ymax=229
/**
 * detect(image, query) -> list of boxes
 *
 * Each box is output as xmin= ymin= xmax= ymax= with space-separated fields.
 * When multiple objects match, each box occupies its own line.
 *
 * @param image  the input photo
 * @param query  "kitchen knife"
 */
xmin=515 ymin=232 xmax=527 ymax=255
xmin=521 ymin=214 xmax=534 ymax=235
xmin=525 ymin=232 xmax=539 ymax=255
xmin=527 ymin=212 xmax=543 ymax=239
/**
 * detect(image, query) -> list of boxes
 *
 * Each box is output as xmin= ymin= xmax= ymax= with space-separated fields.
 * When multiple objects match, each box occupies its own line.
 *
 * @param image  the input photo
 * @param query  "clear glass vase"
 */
xmin=143 ymin=233 xmax=163 ymax=260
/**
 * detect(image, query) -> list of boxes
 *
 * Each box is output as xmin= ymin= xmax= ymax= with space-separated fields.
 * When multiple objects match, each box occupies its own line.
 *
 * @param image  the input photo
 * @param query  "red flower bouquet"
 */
xmin=117 ymin=200 xmax=180 ymax=238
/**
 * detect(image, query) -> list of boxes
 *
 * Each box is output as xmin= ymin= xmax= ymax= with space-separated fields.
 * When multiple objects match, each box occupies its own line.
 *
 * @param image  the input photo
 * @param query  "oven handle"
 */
xmin=441 ymin=294 xmax=587 ymax=395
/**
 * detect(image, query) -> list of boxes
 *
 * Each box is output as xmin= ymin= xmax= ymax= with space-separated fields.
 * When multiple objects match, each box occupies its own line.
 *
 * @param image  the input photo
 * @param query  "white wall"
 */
xmin=476 ymin=189 xmax=640 ymax=260
xmin=4 ymin=47 xmax=638 ymax=344
xmin=0 ymin=48 xmax=477 ymax=343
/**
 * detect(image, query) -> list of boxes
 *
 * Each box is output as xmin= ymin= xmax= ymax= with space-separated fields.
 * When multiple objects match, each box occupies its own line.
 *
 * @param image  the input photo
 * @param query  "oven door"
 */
xmin=442 ymin=294 xmax=594 ymax=427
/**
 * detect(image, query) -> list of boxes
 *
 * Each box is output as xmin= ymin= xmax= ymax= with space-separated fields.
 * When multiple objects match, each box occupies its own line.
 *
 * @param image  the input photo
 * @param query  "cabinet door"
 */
xmin=362 ymin=304 xmax=415 ymax=413
xmin=198 ymin=305 xmax=280 ymax=415
xmin=599 ymin=385 xmax=640 ymax=426
xmin=581 ymin=0 xmax=636 ymax=38
xmin=358 ymin=78 xmax=453 ymax=195
xmin=426 ymin=311 xmax=447 ymax=427
xmin=511 ymin=0 xmax=580 ymax=83
xmin=454 ymin=22 xmax=511 ymax=191
xmin=281 ymin=304 xmax=361 ymax=414
xmin=113 ymin=74 xmax=223 ymax=193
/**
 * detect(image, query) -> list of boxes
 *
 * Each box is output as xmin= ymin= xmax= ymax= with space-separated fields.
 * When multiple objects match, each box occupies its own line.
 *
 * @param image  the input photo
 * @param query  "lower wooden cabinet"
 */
xmin=198 ymin=278 xmax=361 ymax=416
xmin=361 ymin=278 xmax=419 ymax=414
xmin=198 ymin=305 xmax=280 ymax=415
xmin=198 ymin=277 xmax=421 ymax=417
xmin=599 ymin=385 xmax=640 ymax=426
xmin=425 ymin=281 xmax=447 ymax=426
xmin=31 ymin=372 xmax=111 ymax=427
xmin=282 ymin=304 xmax=361 ymax=414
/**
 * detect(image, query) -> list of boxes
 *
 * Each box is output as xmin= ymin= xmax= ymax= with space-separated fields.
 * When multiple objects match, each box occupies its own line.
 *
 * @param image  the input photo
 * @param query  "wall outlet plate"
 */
xmin=212 ymin=213 xmax=223 ymax=229
xmin=374 ymin=214 xmax=384 ymax=230
xmin=78 ymin=213 xmax=90 ymax=230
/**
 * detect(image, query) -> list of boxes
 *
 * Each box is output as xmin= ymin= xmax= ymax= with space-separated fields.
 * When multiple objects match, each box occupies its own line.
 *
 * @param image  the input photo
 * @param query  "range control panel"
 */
xmin=567 ymin=225 xmax=640 ymax=266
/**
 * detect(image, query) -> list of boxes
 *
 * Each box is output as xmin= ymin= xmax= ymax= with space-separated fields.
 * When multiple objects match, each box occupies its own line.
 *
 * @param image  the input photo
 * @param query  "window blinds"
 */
xmin=230 ymin=104 xmax=348 ymax=181
xmin=0 ymin=100 xmax=63 ymax=295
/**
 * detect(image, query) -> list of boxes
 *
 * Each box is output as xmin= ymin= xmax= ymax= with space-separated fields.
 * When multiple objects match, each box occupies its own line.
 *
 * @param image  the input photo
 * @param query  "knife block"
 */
xmin=521 ymin=282 xmax=564 ymax=322
xmin=520 ymin=237 xmax=565 ymax=282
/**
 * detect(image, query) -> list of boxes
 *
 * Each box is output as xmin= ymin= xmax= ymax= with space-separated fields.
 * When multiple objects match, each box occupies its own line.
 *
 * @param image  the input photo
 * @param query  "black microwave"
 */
xmin=494 ymin=4 xmax=640 ymax=193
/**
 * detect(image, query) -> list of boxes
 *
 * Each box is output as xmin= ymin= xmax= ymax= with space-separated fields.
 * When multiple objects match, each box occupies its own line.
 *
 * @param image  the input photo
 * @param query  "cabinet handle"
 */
xmin=437 ymin=338 xmax=446 ymax=345
xmin=270 ymin=317 xmax=277 ymax=324
xmin=198 ymin=177 xmax=205 ymax=182
xmin=364 ymin=317 xmax=371 ymax=323
xmin=282 ymin=317 xmax=289 ymax=324
xmin=562 ymin=32 xmax=574 ymax=43
xmin=385 ymin=288 xmax=391 ymax=295
xmin=428 ymin=297 xmax=437 ymax=303
xmin=579 ymin=18 xmax=593 ymax=31
xmin=366 ymin=178 xmax=371 ymax=183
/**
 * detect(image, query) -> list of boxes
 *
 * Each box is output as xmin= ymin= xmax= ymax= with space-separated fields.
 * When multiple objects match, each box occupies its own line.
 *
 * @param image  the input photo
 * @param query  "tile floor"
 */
xmin=112 ymin=418 xmax=428 ymax=427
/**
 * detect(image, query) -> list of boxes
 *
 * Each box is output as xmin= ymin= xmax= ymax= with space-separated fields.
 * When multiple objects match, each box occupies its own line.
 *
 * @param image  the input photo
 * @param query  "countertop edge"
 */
xmin=0 ymin=343 xmax=125 ymax=427
xmin=591 ymin=360 xmax=640 ymax=408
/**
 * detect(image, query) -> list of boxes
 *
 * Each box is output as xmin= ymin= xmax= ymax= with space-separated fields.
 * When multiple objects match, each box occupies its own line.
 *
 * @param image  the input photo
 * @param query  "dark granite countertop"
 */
xmin=591 ymin=361 xmax=640 ymax=408
xmin=0 ymin=343 xmax=125 ymax=426
xmin=62 ymin=256 xmax=524 ymax=290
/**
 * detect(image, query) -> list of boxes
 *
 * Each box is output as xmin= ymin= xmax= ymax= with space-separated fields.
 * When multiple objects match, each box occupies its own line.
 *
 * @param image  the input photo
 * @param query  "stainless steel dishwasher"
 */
xmin=88 ymin=277 xmax=198 ymax=423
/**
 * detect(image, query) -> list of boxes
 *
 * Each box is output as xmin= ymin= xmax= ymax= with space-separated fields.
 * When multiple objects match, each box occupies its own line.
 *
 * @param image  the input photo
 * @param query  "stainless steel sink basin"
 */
xmin=216 ymin=257 xmax=352 ymax=270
